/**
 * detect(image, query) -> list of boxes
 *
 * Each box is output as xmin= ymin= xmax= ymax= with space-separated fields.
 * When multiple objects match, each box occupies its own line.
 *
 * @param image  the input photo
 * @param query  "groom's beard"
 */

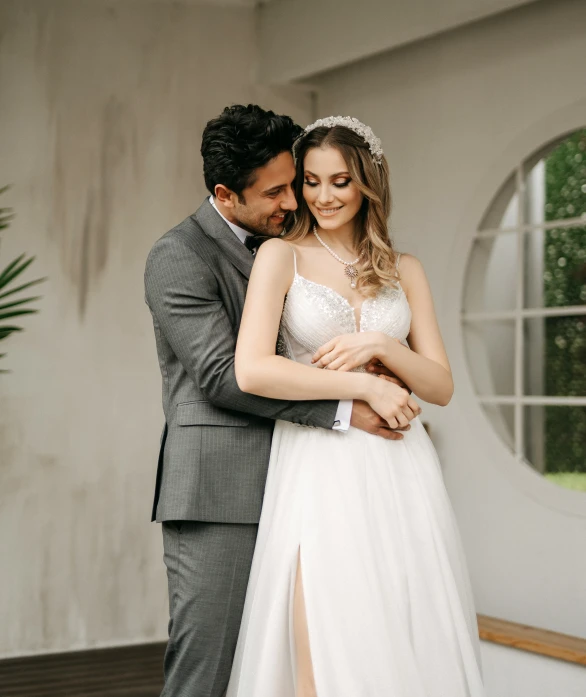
xmin=233 ymin=205 xmax=292 ymax=238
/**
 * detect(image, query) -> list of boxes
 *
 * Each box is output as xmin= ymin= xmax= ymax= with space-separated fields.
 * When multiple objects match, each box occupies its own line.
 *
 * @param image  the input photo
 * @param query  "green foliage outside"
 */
xmin=543 ymin=130 xmax=586 ymax=475
xmin=0 ymin=186 xmax=46 ymax=373
xmin=545 ymin=472 xmax=586 ymax=492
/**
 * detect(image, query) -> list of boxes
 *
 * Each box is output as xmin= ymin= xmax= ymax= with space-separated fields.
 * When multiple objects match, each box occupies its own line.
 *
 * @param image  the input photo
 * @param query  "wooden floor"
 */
xmin=2 ymin=616 xmax=584 ymax=695
xmin=0 ymin=642 xmax=166 ymax=697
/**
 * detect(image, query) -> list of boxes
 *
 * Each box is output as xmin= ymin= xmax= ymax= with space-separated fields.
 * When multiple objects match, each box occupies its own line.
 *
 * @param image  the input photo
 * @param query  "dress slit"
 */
xmin=293 ymin=547 xmax=319 ymax=697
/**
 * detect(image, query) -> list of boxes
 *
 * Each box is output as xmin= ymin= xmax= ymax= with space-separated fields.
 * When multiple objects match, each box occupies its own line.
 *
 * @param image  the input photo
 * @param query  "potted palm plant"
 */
xmin=0 ymin=186 xmax=46 ymax=372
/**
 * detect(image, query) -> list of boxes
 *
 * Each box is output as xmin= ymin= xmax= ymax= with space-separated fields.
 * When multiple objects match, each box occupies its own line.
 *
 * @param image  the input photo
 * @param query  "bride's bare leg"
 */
xmin=294 ymin=550 xmax=318 ymax=697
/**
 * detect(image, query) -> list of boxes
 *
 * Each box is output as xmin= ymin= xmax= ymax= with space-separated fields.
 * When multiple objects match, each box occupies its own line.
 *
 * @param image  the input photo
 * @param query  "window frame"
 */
xmin=445 ymin=113 xmax=586 ymax=518
xmin=463 ymin=161 xmax=586 ymax=459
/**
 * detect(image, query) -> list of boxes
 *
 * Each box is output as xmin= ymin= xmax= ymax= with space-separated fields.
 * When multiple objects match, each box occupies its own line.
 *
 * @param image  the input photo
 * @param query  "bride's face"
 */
xmin=302 ymin=146 xmax=363 ymax=232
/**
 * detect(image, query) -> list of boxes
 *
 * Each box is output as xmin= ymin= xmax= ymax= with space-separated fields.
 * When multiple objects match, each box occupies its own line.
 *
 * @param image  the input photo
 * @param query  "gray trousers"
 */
xmin=161 ymin=521 xmax=258 ymax=697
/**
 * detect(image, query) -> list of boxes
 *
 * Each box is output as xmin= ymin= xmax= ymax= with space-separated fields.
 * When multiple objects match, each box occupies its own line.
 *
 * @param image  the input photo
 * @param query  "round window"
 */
xmin=462 ymin=129 xmax=586 ymax=492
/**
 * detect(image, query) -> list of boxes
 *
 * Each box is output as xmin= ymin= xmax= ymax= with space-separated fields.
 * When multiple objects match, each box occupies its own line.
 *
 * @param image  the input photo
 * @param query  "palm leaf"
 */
xmin=0 ymin=254 xmax=36 ymax=290
xmin=0 ymin=185 xmax=46 ymax=370
xmin=0 ymin=184 xmax=13 ymax=230
xmin=0 ymin=277 xmax=47 ymax=301
xmin=0 ymin=326 xmax=23 ymax=340
xmin=0 ymin=210 xmax=15 ymax=230
xmin=0 ymin=253 xmax=26 ymax=281
xmin=0 ymin=308 xmax=38 ymax=322
xmin=0 ymin=296 xmax=42 ymax=312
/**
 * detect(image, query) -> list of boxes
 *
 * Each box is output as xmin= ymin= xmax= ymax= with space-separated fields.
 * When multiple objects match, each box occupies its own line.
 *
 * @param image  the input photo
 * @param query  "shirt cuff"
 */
xmin=333 ymin=400 xmax=353 ymax=432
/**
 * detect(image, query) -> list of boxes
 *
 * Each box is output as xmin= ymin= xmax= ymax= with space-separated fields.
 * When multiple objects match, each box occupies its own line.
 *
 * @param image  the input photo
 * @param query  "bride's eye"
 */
xmin=304 ymin=180 xmax=318 ymax=187
xmin=334 ymin=179 xmax=351 ymax=188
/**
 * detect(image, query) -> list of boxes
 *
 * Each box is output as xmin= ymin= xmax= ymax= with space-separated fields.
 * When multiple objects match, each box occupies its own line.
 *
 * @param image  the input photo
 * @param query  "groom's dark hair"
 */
xmin=201 ymin=104 xmax=302 ymax=199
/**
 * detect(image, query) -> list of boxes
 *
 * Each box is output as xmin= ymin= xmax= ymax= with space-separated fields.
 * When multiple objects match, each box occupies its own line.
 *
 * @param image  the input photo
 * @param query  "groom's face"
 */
xmin=232 ymin=151 xmax=298 ymax=236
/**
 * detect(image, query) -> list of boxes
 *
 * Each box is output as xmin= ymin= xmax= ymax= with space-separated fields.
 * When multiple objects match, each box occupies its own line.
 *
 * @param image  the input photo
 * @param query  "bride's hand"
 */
xmin=312 ymin=332 xmax=387 ymax=372
xmin=365 ymin=375 xmax=421 ymax=430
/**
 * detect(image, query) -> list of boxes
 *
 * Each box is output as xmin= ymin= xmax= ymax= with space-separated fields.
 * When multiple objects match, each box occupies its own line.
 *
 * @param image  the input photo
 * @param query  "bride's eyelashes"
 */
xmin=303 ymin=179 xmax=352 ymax=188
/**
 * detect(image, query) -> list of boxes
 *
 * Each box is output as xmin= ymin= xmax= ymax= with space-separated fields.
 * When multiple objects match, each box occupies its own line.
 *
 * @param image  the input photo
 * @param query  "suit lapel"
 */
xmin=193 ymin=199 xmax=254 ymax=279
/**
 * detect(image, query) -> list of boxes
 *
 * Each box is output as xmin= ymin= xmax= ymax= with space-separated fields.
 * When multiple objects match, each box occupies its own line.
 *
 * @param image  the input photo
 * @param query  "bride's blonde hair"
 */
xmin=285 ymin=125 xmax=399 ymax=297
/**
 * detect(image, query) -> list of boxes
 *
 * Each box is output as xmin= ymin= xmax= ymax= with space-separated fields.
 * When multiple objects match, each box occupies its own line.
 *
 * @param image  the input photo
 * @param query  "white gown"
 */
xmin=226 ymin=255 xmax=485 ymax=697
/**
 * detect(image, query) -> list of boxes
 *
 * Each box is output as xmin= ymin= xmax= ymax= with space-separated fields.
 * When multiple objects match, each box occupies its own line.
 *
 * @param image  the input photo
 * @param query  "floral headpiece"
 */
xmin=293 ymin=115 xmax=384 ymax=165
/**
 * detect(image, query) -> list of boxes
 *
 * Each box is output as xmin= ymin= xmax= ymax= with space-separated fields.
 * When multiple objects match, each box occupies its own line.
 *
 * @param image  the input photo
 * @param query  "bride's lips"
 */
xmin=316 ymin=206 xmax=343 ymax=217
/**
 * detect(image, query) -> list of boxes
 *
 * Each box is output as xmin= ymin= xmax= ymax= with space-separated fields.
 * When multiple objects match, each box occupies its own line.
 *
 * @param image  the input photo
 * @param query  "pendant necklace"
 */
xmin=313 ymin=225 xmax=361 ymax=289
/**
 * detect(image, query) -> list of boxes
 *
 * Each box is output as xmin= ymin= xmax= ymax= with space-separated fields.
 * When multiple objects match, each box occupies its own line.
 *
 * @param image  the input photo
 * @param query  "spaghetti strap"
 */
xmin=287 ymin=243 xmax=298 ymax=276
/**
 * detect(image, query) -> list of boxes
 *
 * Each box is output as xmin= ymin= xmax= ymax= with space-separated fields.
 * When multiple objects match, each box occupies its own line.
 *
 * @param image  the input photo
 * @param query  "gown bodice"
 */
xmin=278 ymin=270 xmax=412 ymax=369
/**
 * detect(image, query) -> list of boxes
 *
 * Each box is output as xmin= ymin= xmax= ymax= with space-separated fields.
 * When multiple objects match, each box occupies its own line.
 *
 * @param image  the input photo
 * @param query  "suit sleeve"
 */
xmin=145 ymin=236 xmax=338 ymax=429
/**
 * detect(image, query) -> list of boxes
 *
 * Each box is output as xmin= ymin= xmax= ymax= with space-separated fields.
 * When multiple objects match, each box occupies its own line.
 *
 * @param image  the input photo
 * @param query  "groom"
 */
xmin=145 ymin=104 xmax=414 ymax=697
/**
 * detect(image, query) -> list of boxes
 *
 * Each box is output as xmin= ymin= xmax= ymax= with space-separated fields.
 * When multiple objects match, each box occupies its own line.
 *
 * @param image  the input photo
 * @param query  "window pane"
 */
xmin=524 ymin=316 xmax=586 ymax=397
xmin=463 ymin=320 xmax=515 ymax=396
xmin=481 ymin=403 xmax=514 ymax=451
xmin=524 ymin=129 xmax=586 ymax=309
xmin=544 ymin=129 xmax=586 ymax=226
xmin=524 ymin=406 xmax=586 ymax=491
xmin=523 ymin=226 xmax=586 ymax=308
xmin=463 ymin=233 xmax=518 ymax=313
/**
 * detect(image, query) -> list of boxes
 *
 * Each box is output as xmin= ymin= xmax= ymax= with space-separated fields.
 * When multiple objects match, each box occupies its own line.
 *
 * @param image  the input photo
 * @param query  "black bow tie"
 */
xmin=244 ymin=234 xmax=269 ymax=254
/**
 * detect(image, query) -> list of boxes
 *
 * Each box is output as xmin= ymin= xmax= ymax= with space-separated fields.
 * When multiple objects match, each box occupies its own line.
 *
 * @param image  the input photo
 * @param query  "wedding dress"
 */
xmin=226 ymin=253 xmax=485 ymax=697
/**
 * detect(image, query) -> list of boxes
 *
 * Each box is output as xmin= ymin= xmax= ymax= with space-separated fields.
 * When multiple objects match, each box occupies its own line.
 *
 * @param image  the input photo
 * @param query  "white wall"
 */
xmin=312 ymin=0 xmax=586 ymax=638
xmin=260 ymin=0 xmax=541 ymax=83
xmin=0 ymin=0 xmax=311 ymax=657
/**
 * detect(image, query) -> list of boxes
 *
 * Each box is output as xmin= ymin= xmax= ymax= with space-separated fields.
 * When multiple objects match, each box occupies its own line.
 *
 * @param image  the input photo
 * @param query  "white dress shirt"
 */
xmin=209 ymin=196 xmax=352 ymax=431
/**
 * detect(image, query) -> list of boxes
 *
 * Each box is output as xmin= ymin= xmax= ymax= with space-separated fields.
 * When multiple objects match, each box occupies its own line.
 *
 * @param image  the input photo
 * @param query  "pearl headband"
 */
xmin=293 ymin=115 xmax=384 ymax=165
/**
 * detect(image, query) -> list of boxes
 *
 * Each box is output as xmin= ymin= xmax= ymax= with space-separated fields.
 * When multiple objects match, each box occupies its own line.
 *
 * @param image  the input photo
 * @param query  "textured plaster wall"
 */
xmin=0 ymin=0 xmax=311 ymax=657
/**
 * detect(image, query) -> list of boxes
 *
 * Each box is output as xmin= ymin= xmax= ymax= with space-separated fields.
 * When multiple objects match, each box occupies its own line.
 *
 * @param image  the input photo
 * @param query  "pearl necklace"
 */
xmin=313 ymin=225 xmax=361 ymax=289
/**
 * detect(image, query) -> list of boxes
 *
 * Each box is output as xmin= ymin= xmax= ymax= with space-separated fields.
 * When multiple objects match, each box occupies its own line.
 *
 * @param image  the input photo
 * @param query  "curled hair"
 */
xmin=285 ymin=126 xmax=398 ymax=297
xmin=201 ymin=104 xmax=303 ymax=198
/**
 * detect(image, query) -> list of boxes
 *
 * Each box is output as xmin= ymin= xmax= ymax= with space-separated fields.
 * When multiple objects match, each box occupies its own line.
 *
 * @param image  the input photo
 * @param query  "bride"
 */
xmin=226 ymin=117 xmax=485 ymax=697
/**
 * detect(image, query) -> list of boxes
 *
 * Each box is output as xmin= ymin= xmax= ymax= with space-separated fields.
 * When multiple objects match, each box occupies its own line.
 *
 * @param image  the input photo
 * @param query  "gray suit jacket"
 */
xmin=145 ymin=198 xmax=338 ymax=524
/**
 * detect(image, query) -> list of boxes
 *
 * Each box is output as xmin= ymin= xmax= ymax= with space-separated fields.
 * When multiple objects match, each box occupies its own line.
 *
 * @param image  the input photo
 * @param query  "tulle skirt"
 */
xmin=226 ymin=417 xmax=485 ymax=697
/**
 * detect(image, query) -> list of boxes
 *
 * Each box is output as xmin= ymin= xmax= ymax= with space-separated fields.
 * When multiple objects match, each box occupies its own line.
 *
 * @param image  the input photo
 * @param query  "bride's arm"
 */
xmin=236 ymin=238 xmax=370 ymax=401
xmin=312 ymin=254 xmax=454 ymax=406
xmin=235 ymin=239 xmax=419 ymax=426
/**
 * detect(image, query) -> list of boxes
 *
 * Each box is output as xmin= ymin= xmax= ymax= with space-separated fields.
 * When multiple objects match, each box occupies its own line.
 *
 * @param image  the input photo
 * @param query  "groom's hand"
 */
xmin=350 ymin=400 xmax=410 ymax=440
xmin=366 ymin=359 xmax=412 ymax=394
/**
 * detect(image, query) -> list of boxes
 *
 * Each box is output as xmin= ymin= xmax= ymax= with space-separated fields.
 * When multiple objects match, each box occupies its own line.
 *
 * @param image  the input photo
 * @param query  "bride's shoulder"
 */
xmin=394 ymin=253 xmax=429 ymax=294
xmin=256 ymin=237 xmax=293 ymax=258
xmin=254 ymin=237 xmax=296 ymax=274
xmin=396 ymin=252 xmax=423 ymax=273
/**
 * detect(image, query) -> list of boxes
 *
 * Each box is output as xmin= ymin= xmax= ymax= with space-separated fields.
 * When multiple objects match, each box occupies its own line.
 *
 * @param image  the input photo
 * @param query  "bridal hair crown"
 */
xmin=293 ymin=116 xmax=384 ymax=165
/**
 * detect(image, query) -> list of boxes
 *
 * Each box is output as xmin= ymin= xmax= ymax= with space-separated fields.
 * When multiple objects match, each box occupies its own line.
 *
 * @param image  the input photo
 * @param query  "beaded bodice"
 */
xmin=278 ymin=272 xmax=412 ymax=370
